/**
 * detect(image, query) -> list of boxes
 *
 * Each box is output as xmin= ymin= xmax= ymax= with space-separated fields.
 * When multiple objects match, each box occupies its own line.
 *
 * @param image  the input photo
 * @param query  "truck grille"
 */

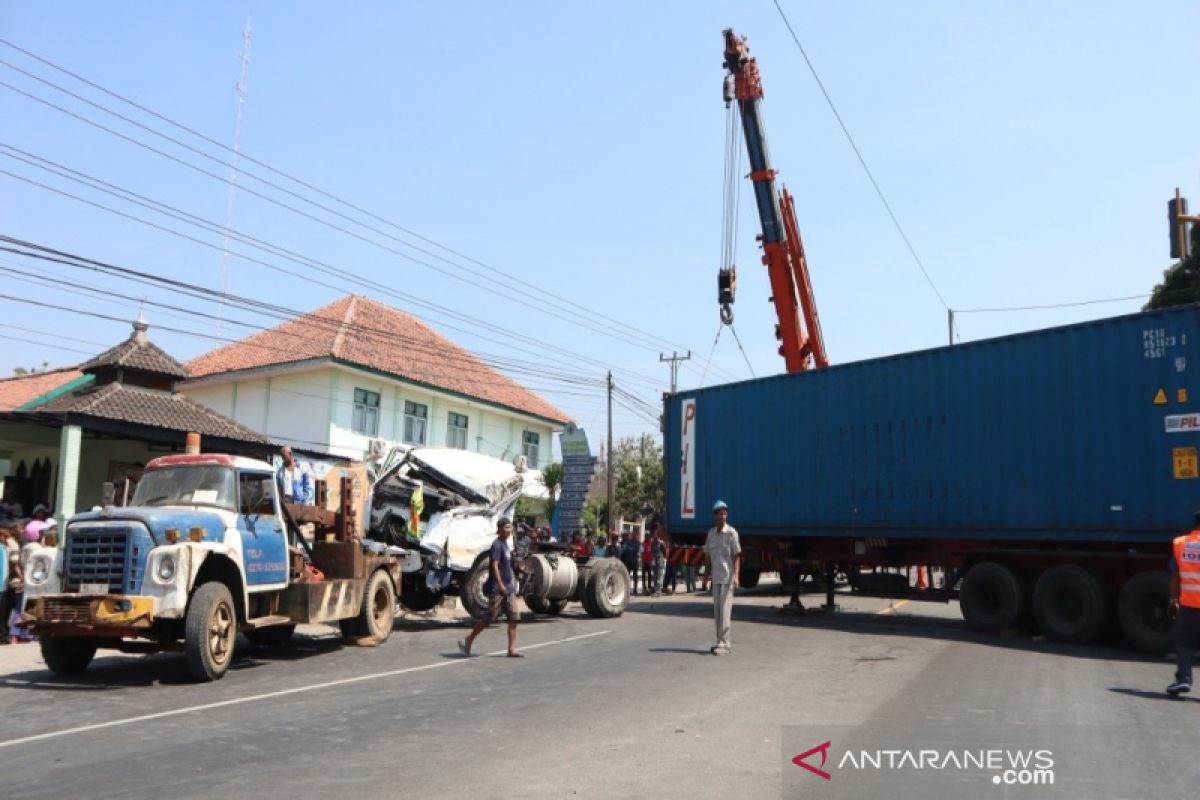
xmin=41 ymin=597 xmax=95 ymax=624
xmin=65 ymin=528 xmax=131 ymax=593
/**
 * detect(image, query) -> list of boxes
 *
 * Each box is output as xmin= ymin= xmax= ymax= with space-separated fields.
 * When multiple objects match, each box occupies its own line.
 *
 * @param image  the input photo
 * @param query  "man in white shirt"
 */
xmin=704 ymin=500 xmax=741 ymax=655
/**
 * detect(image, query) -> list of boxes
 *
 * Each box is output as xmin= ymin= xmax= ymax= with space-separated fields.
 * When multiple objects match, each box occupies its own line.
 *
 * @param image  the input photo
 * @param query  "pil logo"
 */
xmin=792 ymin=741 xmax=833 ymax=781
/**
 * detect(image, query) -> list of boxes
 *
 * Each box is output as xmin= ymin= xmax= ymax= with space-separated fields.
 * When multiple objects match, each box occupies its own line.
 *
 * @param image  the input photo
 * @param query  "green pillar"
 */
xmin=55 ymin=423 xmax=82 ymax=526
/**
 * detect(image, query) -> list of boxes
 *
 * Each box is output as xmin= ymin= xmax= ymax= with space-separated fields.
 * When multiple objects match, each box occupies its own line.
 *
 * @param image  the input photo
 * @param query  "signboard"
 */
xmin=555 ymin=423 xmax=596 ymax=538
xmin=680 ymin=398 xmax=696 ymax=519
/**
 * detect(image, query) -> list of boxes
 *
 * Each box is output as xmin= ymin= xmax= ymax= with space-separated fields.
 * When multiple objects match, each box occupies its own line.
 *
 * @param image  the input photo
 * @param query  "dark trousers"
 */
xmin=1176 ymin=606 xmax=1200 ymax=684
xmin=0 ymin=587 xmax=10 ymax=638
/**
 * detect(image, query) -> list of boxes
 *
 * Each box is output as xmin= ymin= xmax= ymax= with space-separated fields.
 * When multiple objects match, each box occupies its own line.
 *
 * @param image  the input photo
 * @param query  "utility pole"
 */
xmin=947 ymin=309 xmax=955 ymax=346
xmin=659 ymin=351 xmax=692 ymax=393
xmin=217 ymin=21 xmax=252 ymax=336
xmin=606 ymin=371 xmax=614 ymax=534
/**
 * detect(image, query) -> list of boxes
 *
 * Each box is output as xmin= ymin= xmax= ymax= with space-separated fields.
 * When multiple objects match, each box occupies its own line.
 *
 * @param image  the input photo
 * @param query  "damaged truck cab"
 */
xmin=23 ymin=453 xmax=403 ymax=681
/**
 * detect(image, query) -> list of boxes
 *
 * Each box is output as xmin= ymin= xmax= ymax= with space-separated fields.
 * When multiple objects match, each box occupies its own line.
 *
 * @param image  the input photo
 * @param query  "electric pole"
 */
xmin=947 ymin=309 xmax=955 ymax=346
xmin=659 ymin=351 xmax=692 ymax=393
xmin=606 ymin=371 xmax=614 ymax=533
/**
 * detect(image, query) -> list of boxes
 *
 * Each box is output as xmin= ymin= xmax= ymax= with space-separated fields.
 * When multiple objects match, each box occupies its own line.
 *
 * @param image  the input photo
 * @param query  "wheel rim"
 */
xmin=208 ymin=601 xmax=235 ymax=666
xmin=372 ymin=582 xmax=391 ymax=632
xmin=603 ymin=572 xmax=626 ymax=606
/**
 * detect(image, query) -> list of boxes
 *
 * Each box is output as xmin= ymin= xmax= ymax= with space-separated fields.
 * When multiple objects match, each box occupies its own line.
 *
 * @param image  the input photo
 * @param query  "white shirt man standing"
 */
xmin=704 ymin=500 xmax=741 ymax=655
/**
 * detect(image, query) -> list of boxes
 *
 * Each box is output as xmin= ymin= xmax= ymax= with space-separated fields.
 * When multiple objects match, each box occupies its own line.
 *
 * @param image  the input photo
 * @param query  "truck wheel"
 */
xmin=738 ymin=564 xmax=762 ymax=590
xmin=246 ymin=625 xmax=296 ymax=648
xmin=185 ymin=582 xmax=238 ymax=682
xmin=1117 ymin=571 xmax=1174 ymax=655
xmin=41 ymin=637 xmax=97 ymax=676
xmin=354 ymin=570 xmax=396 ymax=642
xmin=526 ymin=596 xmax=569 ymax=615
xmin=959 ymin=561 xmax=1025 ymax=634
xmin=460 ymin=557 xmax=492 ymax=621
xmin=1033 ymin=565 xmax=1106 ymax=644
xmin=584 ymin=560 xmax=631 ymax=618
xmin=399 ymin=573 xmax=444 ymax=612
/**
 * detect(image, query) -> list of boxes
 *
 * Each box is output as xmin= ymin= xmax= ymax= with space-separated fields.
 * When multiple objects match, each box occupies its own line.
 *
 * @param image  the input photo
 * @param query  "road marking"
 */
xmin=0 ymin=629 xmax=611 ymax=750
xmin=876 ymin=599 xmax=910 ymax=615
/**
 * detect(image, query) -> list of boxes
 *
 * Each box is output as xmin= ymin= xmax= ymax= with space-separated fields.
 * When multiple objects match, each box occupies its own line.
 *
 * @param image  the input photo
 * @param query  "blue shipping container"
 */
xmin=665 ymin=306 xmax=1200 ymax=544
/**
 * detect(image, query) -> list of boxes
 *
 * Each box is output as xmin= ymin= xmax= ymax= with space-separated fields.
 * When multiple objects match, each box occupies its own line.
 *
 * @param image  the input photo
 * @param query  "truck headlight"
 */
xmin=156 ymin=555 xmax=177 ymax=582
xmin=28 ymin=555 xmax=51 ymax=585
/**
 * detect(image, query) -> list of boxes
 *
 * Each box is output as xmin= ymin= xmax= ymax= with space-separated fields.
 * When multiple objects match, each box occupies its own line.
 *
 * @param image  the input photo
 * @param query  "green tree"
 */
xmin=581 ymin=495 xmax=607 ymax=536
xmin=1146 ymin=227 xmax=1200 ymax=310
xmin=538 ymin=462 xmax=563 ymax=524
xmin=611 ymin=434 xmax=664 ymax=521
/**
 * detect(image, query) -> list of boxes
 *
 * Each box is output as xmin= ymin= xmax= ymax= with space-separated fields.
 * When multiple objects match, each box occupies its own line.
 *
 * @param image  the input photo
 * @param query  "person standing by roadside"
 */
xmin=276 ymin=446 xmax=315 ymax=505
xmin=642 ymin=531 xmax=654 ymax=593
xmin=651 ymin=522 xmax=669 ymax=598
xmin=621 ymin=530 xmax=642 ymax=594
xmin=1167 ymin=512 xmax=1200 ymax=695
xmin=6 ymin=521 xmax=30 ymax=644
xmin=0 ymin=524 xmax=14 ymax=641
xmin=460 ymin=518 xmax=522 ymax=658
xmin=704 ymin=500 xmax=741 ymax=655
xmin=604 ymin=530 xmax=621 ymax=558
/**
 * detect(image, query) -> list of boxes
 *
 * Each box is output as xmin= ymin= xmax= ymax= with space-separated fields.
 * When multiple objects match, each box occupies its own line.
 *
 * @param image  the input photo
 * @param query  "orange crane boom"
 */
xmin=721 ymin=28 xmax=827 ymax=372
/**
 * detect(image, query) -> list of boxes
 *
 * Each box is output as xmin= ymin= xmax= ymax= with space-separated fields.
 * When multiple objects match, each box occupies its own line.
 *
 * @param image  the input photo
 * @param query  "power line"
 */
xmin=955 ymin=294 xmax=1149 ymax=314
xmin=770 ymin=0 xmax=950 ymax=310
xmin=0 ymin=41 xmax=738 ymax=383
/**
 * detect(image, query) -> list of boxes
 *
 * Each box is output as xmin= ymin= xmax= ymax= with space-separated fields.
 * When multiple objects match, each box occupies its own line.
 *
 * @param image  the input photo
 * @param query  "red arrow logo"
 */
xmin=792 ymin=740 xmax=832 ymax=780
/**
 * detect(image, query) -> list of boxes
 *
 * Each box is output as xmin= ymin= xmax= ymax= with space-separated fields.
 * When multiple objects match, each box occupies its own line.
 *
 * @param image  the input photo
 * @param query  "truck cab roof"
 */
xmin=146 ymin=454 xmax=274 ymax=473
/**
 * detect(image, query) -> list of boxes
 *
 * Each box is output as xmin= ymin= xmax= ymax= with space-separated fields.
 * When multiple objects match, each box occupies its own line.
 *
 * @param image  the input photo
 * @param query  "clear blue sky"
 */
xmin=2 ymin=1 xmax=1198 ymax=451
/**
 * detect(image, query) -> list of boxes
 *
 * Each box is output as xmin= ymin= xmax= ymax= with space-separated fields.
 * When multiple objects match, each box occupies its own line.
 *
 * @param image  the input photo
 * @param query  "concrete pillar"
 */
xmin=55 ymin=423 xmax=82 ymax=526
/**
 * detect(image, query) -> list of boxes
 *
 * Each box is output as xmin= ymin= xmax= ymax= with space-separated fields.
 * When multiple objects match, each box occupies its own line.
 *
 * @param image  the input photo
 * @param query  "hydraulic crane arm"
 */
xmin=721 ymin=28 xmax=827 ymax=372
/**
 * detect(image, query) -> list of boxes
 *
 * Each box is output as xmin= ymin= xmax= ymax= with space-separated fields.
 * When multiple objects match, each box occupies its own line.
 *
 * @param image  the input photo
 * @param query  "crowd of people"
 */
xmin=1 ymin=502 xmax=56 ymax=646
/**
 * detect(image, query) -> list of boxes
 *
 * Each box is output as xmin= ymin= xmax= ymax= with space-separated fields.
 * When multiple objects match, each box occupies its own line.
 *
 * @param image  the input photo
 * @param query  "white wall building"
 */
xmin=181 ymin=295 xmax=570 ymax=464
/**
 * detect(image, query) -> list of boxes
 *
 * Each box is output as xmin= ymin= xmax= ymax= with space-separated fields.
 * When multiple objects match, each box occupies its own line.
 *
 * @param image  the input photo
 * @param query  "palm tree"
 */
xmin=539 ymin=462 xmax=563 ymax=524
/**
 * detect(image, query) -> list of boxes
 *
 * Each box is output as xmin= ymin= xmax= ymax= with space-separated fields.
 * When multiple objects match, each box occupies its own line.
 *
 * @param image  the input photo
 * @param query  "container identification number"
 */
xmin=1143 ymin=328 xmax=1187 ymax=359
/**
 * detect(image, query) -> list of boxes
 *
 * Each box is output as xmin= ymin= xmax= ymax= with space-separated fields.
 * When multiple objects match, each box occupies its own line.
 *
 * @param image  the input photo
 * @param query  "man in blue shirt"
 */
xmin=460 ymin=518 xmax=522 ymax=658
xmin=276 ymin=446 xmax=314 ymax=505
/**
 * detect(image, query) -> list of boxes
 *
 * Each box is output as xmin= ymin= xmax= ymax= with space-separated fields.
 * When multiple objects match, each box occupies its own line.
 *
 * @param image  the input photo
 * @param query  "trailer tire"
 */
xmin=959 ymin=561 xmax=1025 ymax=634
xmin=399 ymin=573 xmax=444 ymax=612
xmin=40 ymin=637 xmax=97 ymax=676
xmin=584 ymin=559 xmax=630 ymax=618
xmin=185 ymin=581 xmax=238 ymax=682
xmin=1117 ymin=571 xmax=1175 ymax=655
xmin=1033 ymin=565 xmax=1107 ymax=644
xmin=526 ymin=596 xmax=569 ymax=615
xmin=461 ymin=557 xmax=492 ymax=622
xmin=738 ymin=564 xmax=761 ymax=590
xmin=246 ymin=625 xmax=296 ymax=648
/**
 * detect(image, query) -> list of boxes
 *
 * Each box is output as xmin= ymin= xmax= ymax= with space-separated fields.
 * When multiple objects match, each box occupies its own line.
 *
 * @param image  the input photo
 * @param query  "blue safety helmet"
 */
xmin=712 ymin=500 xmax=728 ymax=512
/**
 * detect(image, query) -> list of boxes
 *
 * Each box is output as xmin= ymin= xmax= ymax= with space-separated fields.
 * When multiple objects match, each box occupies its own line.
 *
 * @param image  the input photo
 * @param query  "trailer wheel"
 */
xmin=185 ymin=582 xmax=238 ymax=682
xmin=461 ymin=557 xmax=492 ymax=621
xmin=526 ymin=596 xmax=569 ymax=616
xmin=1033 ymin=565 xmax=1107 ymax=644
xmin=1117 ymin=571 xmax=1175 ymax=655
xmin=399 ymin=573 xmax=444 ymax=612
xmin=247 ymin=625 xmax=296 ymax=648
xmin=353 ymin=570 xmax=396 ymax=642
xmin=959 ymin=561 xmax=1025 ymax=634
xmin=738 ymin=564 xmax=762 ymax=590
xmin=40 ymin=637 xmax=97 ymax=676
xmin=584 ymin=559 xmax=631 ymax=618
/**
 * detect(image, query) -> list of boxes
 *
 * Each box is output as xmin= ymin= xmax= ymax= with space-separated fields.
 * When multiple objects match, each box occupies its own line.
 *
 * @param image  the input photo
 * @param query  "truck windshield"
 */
xmin=131 ymin=466 xmax=237 ymax=511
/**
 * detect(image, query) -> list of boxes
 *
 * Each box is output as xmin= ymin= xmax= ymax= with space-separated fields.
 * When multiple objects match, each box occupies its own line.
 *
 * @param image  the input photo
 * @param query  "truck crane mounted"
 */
xmin=720 ymin=28 xmax=827 ymax=373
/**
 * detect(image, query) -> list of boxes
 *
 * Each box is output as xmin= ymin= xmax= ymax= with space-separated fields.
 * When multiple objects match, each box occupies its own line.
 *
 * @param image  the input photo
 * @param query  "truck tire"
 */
xmin=461 ymin=557 xmax=492 ymax=621
xmin=1033 ymin=565 xmax=1107 ymax=644
xmin=352 ymin=569 xmax=396 ymax=642
xmin=584 ymin=560 xmax=631 ymax=618
xmin=185 ymin=582 xmax=238 ymax=682
xmin=959 ymin=561 xmax=1025 ymax=634
xmin=1117 ymin=571 xmax=1174 ymax=655
xmin=526 ymin=596 xmax=569 ymax=616
xmin=246 ymin=625 xmax=296 ymax=648
xmin=399 ymin=573 xmax=444 ymax=612
xmin=40 ymin=637 xmax=97 ymax=676
xmin=738 ymin=564 xmax=762 ymax=590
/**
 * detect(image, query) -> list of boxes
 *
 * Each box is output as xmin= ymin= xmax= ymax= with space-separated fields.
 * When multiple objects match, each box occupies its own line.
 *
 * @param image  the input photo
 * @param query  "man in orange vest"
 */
xmin=1166 ymin=514 xmax=1200 ymax=696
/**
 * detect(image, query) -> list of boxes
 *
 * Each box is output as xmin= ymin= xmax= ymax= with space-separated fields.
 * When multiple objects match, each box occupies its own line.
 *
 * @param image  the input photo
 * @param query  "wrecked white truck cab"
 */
xmin=367 ymin=447 xmax=630 ymax=620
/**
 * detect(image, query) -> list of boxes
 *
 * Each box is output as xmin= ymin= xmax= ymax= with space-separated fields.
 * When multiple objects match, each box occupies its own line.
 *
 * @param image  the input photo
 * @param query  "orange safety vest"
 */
xmin=1174 ymin=530 xmax=1200 ymax=609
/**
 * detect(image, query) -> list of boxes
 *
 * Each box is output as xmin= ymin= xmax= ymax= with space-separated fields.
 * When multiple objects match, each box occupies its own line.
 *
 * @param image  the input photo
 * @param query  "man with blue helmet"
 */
xmin=704 ymin=499 xmax=741 ymax=655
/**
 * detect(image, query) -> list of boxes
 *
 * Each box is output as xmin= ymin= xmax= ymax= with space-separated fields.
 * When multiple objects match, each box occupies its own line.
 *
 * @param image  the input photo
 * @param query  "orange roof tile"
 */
xmin=0 ymin=367 xmax=85 ymax=411
xmin=186 ymin=295 xmax=570 ymax=425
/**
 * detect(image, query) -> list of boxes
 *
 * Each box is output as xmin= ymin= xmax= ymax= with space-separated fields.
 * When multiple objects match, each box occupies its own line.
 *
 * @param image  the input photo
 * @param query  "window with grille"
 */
xmin=447 ymin=412 xmax=469 ymax=449
xmin=522 ymin=430 xmax=540 ymax=468
xmin=403 ymin=401 xmax=428 ymax=445
xmin=352 ymin=388 xmax=381 ymax=437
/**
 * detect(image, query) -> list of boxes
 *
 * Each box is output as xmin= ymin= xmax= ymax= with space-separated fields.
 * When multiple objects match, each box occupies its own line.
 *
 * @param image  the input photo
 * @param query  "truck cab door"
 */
xmin=237 ymin=471 xmax=289 ymax=588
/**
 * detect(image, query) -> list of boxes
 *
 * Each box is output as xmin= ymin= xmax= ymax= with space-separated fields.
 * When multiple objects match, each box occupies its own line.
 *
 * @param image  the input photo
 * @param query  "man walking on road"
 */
xmin=461 ymin=518 xmax=522 ymax=658
xmin=704 ymin=500 xmax=741 ymax=655
xmin=1166 ymin=512 xmax=1200 ymax=695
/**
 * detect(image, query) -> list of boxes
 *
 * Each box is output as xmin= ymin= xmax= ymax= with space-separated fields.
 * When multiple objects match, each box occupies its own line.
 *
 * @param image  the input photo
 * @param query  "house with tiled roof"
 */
xmin=0 ymin=320 xmax=270 ymax=520
xmin=182 ymin=295 xmax=571 ymax=465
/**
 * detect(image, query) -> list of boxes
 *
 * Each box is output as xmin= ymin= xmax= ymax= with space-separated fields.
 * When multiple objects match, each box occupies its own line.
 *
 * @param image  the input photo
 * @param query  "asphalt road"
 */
xmin=0 ymin=583 xmax=1194 ymax=799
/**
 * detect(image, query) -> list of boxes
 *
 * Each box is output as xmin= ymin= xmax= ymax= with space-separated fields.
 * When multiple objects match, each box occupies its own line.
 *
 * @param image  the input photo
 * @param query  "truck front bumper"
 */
xmin=24 ymin=595 xmax=157 ymax=636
